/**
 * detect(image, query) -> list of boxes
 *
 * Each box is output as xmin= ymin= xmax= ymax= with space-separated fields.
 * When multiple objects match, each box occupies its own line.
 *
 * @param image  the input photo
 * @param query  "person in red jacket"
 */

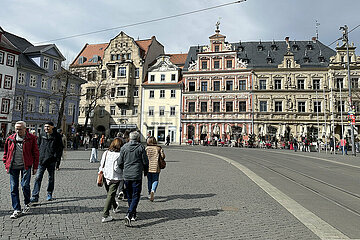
xmin=2 ymin=121 xmax=39 ymax=219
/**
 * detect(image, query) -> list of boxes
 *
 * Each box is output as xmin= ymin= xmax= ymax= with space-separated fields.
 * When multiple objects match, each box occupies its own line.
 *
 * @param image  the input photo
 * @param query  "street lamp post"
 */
xmin=340 ymin=25 xmax=356 ymax=156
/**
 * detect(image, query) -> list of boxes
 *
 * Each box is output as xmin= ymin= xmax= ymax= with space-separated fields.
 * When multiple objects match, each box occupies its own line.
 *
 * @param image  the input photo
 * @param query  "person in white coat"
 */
xmin=98 ymin=138 xmax=124 ymax=223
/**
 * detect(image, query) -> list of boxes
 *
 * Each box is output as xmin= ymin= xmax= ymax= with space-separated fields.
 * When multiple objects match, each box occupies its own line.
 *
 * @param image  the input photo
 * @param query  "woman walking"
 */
xmin=99 ymin=138 xmax=124 ymax=222
xmin=145 ymin=137 xmax=165 ymax=202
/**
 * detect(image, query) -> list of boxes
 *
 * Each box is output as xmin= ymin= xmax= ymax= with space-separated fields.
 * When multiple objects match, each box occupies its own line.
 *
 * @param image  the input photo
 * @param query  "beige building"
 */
xmin=70 ymin=32 xmax=164 ymax=137
xmin=141 ymin=54 xmax=186 ymax=144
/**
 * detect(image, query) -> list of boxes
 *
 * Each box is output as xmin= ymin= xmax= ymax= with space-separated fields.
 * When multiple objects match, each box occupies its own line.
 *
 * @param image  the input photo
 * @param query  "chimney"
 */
xmin=312 ymin=37 xmax=317 ymax=43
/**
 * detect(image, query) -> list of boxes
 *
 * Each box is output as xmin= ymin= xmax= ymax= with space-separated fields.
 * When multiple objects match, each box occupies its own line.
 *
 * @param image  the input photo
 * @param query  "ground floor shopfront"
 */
xmin=142 ymin=123 xmax=180 ymax=144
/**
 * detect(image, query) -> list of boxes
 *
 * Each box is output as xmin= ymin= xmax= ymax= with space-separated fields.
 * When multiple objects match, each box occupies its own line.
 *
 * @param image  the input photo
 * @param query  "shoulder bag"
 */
xmin=97 ymin=151 xmax=108 ymax=187
xmin=158 ymin=147 xmax=166 ymax=169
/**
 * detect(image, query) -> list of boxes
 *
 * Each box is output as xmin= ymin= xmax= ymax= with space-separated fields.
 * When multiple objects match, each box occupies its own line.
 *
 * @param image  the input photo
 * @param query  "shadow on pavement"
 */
xmin=134 ymin=208 xmax=223 ymax=228
xmin=149 ymin=193 xmax=216 ymax=203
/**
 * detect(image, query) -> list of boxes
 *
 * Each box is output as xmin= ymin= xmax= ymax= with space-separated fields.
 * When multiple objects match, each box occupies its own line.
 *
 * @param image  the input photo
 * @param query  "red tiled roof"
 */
xmin=135 ymin=39 xmax=153 ymax=58
xmin=70 ymin=43 xmax=108 ymax=67
xmin=169 ymin=53 xmax=188 ymax=68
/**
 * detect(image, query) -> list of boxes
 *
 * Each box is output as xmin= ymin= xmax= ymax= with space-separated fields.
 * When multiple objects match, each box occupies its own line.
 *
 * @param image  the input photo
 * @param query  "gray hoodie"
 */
xmin=118 ymin=140 xmax=149 ymax=181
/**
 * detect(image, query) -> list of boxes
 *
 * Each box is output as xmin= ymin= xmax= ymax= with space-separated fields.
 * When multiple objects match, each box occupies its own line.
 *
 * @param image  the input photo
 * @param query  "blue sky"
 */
xmin=1 ymin=0 xmax=359 ymax=65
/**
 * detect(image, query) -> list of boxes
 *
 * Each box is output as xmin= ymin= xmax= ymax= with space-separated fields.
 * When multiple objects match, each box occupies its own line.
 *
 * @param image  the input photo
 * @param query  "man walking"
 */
xmin=119 ymin=131 xmax=148 ymax=226
xmin=30 ymin=122 xmax=63 ymax=203
xmin=90 ymin=134 xmax=99 ymax=163
xmin=2 ymin=121 xmax=39 ymax=219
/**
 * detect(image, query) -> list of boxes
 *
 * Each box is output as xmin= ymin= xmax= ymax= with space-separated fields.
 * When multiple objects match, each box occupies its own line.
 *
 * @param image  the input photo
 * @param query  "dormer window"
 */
xmin=243 ymin=58 xmax=249 ymax=64
xmin=257 ymin=45 xmax=264 ymax=51
xmin=267 ymin=57 xmax=273 ymax=64
xmin=43 ymin=57 xmax=49 ymax=69
xmin=238 ymin=46 xmax=244 ymax=52
xmin=292 ymin=44 xmax=299 ymax=51
xmin=303 ymin=56 xmax=310 ymax=63
xmin=271 ymin=44 xmax=277 ymax=51
xmin=318 ymin=56 xmax=325 ymax=62
xmin=78 ymin=56 xmax=87 ymax=64
xmin=306 ymin=43 xmax=313 ymax=50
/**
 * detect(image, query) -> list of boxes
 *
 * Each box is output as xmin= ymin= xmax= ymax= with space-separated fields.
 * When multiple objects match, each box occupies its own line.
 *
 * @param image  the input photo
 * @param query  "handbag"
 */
xmin=158 ymin=147 xmax=166 ymax=169
xmin=97 ymin=151 xmax=108 ymax=187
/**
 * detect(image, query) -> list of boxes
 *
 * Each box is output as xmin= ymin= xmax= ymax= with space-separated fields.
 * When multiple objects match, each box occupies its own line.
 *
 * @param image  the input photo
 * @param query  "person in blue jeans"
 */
xmin=2 ymin=121 xmax=39 ymax=219
xmin=31 ymin=122 xmax=63 ymax=203
xmin=145 ymin=137 xmax=165 ymax=202
xmin=118 ymin=131 xmax=148 ymax=226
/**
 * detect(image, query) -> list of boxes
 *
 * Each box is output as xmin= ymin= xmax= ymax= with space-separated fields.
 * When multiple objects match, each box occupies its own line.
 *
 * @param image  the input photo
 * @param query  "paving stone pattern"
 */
xmin=0 ymin=148 xmax=319 ymax=239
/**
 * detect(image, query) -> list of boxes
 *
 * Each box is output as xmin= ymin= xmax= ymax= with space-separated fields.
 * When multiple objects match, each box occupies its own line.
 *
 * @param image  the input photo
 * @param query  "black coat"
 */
xmin=38 ymin=131 xmax=64 ymax=166
xmin=91 ymin=137 xmax=99 ymax=149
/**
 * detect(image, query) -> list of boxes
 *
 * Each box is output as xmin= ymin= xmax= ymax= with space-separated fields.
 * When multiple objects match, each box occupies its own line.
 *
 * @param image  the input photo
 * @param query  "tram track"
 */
xmin=238 ymin=151 xmax=360 ymax=217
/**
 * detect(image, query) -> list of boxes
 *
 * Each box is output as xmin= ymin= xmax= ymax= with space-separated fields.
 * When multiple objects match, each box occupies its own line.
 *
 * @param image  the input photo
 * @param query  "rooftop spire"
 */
xmin=215 ymin=19 xmax=220 ymax=34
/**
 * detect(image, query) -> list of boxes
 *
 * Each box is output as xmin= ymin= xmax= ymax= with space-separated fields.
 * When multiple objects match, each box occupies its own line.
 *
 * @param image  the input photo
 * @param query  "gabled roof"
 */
xmin=70 ymin=43 xmax=108 ymax=67
xmin=184 ymin=40 xmax=336 ymax=71
xmin=169 ymin=53 xmax=188 ymax=68
xmin=135 ymin=39 xmax=153 ymax=58
xmin=23 ymin=44 xmax=66 ymax=61
xmin=3 ymin=31 xmax=33 ymax=52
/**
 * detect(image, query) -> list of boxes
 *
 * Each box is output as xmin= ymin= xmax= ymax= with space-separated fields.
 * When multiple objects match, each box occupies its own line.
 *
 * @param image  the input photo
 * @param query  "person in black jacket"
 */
xmin=90 ymin=134 xmax=99 ymax=163
xmin=30 ymin=122 xmax=63 ymax=202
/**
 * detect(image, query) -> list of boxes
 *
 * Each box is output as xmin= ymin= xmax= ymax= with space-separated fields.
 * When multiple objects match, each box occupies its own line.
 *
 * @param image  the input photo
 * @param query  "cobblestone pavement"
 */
xmin=0 ymin=148 xmax=319 ymax=239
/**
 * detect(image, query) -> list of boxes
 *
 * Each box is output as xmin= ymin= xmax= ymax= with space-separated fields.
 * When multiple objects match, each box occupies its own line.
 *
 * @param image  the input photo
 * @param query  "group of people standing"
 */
xmin=98 ymin=131 xmax=165 ymax=226
xmin=2 ymin=121 xmax=64 ymax=219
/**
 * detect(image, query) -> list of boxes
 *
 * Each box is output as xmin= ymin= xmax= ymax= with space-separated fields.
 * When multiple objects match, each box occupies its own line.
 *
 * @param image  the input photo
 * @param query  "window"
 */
xmin=134 ymin=87 xmax=138 ymax=97
xmin=160 ymin=74 xmax=165 ymax=81
xmin=150 ymin=75 xmax=155 ymax=82
xmin=213 ymin=60 xmax=220 ymax=69
xmin=188 ymin=102 xmax=195 ymax=112
xmin=117 ymin=87 xmax=126 ymax=96
xmin=297 ymin=79 xmax=305 ymax=89
xmin=43 ymin=57 xmax=49 ymax=69
xmin=121 ymin=109 xmax=126 ymax=116
xmin=86 ymin=88 xmax=95 ymax=100
xmin=274 ymin=79 xmax=281 ymax=90
xmin=275 ymin=101 xmax=282 ymax=112
xmin=133 ymin=107 xmax=138 ymax=115
xmin=68 ymin=103 xmax=75 ymax=116
xmin=336 ymin=78 xmax=343 ymax=89
xmin=41 ymin=78 xmax=47 ymax=89
xmin=213 ymin=81 xmax=220 ymax=91
xmin=171 ymin=74 xmax=176 ymax=81
xmin=6 ymin=54 xmax=15 ymax=67
xmin=214 ymin=45 xmax=219 ymax=52
xmin=30 ymin=75 xmax=37 ymax=87
xmin=201 ymin=102 xmax=207 ymax=112
xmin=298 ymin=101 xmax=306 ymax=112
xmin=202 ymin=61 xmax=207 ymax=69
xmin=53 ymin=61 xmax=58 ymax=71
xmin=239 ymin=101 xmax=246 ymax=112
xmin=27 ymin=97 xmax=36 ymax=112
xmin=170 ymin=107 xmax=176 ymax=116
xmin=51 ymin=79 xmax=57 ymax=91
xmin=111 ymin=68 xmax=115 ymax=78
xmin=226 ymin=60 xmax=232 ymax=68
xmin=314 ymin=101 xmax=321 ymax=112
xmin=351 ymin=78 xmax=359 ymax=89
xmin=226 ymin=81 xmax=233 ymax=91
xmin=110 ymin=106 xmax=116 ymax=115
xmin=189 ymin=82 xmax=195 ymax=91
xmin=100 ymin=88 xmax=106 ymax=98
xmin=149 ymin=90 xmax=154 ymax=98
xmin=259 ymin=101 xmax=267 ymax=112
xmin=259 ymin=80 xmax=266 ymax=90
xmin=170 ymin=90 xmax=176 ymax=98
xmin=60 ymin=81 xmax=66 ymax=92
xmin=239 ymin=80 xmax=246 ymax=90
xmin=226 ymin=102 xmax=233 ymax=112
xmin=111 ymin=54 xmax=116 ymax=61
xmin=0 ymin=51 xmax=4 ymax=64
xmin=110 ymin=88 xmax=116 ymax=98
xmin=15 ymin=96 xmax=23 ymax=111
xmin=1 ymin=99 xmax=10 ymax=113
xmin=38 ymin=99 xmax=46 ymax=113
xmin=70 ymin=84 xmax=75 ymax=93
xmin=160 ymin=90 xmax=165 ymax=98
xmin=213 ymin=102 xmax=220 ymax=112
xmin=18 ymin=72 xmax=25 ymax=85
xmin=127 ymin=53 xmax=131 ymax=59
xmin=135 ymin=68 xmax=139 ymax=78
xmin=201 ymin=82 xmax=208 ymax=91
xmin=159 ymin=106 xmax=165 ymax=116
xmin=337 ymin=101 xmax=345 ymax=112
xmin=102 ymin=70 xmax=107 ymax=79
xmin=118 ymin=67 xmax=126 ymax=77
xmin=313 ymin=79 xmax=320 ymax=90
xmin=4 ymin=75 xmax=12 ymax=89
xmin=148 ymin=107 xmax=154 ymax=116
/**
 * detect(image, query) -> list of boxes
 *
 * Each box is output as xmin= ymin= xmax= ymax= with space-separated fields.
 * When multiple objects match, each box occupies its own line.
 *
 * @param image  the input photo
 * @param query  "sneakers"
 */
xmin=22 ymin=204 xmax=30 ymax=214
xmin=101 ymin=216 xmax=114 ymax=223
xmin=10 ymin=210 xmax=22 ymax=219
xmin=131 ymin=215 xmax=137 ymax=221
xmin=124 ymin=215 xmax=132 ymax=227
xmin=46 ymin=193 xmax=53 ymax=201
xmin=150 ymin=191 xmax=155 ymax=202
xmin=117 ymin=191 xmax=124 ymax=200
